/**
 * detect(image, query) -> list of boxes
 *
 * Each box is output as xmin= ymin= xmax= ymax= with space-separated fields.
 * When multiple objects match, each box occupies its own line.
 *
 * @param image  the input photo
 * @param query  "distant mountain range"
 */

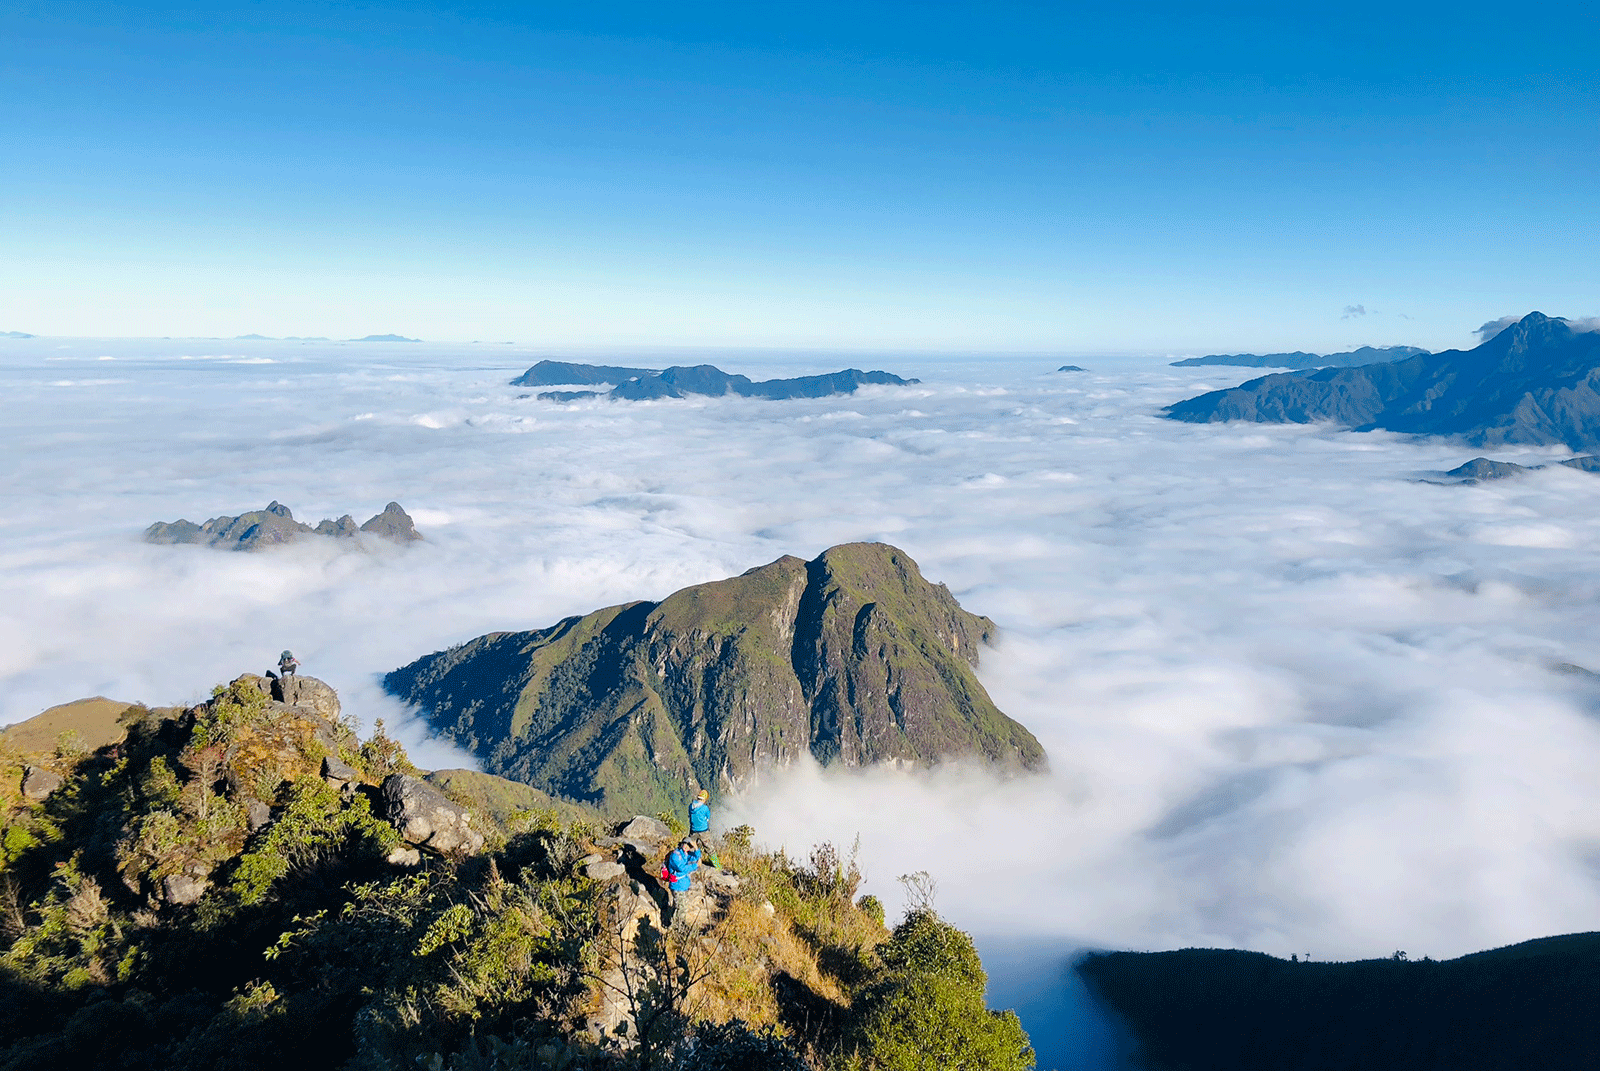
xmin=1164 ymin=313 xmax=1600 ymax=449
xmin=385 ymin=542 xmax=1045 ymax=814
xmin=1078 ymin=933 xmax=1600 ymax=1071
xmin=0 ymin=330 xmax=34 ymax=339
xmin=511 ymin=359 xmax=918 ymax=401
xmin=1170 ymin=344 xmax=1429 ymax=369
xmin=230 ymin=334 xmax=417 ymax=342
xmin=145 ymin=501 xmax=422 ymax=550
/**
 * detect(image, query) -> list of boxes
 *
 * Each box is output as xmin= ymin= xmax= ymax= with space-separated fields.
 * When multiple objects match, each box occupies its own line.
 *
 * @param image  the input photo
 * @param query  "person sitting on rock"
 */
xmin=661 ymin=838 xmax=701 ymax=917
xmin=688 ymin=789 xmax=720 ymax=868
xmin=278 ymin=650 xmax=299 ymax=679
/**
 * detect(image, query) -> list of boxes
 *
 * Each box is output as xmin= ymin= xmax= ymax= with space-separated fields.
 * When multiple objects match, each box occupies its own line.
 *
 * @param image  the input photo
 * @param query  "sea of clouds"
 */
xmin=5 ymin=336 xmax=1600 ymax=1061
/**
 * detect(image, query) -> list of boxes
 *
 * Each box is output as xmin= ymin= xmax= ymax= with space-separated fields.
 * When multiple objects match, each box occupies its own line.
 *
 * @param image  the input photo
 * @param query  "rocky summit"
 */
xmin=145 ymin=500 xmax=422 ymax=550
xmin=1164 ymin=312 xmax=1600 ymax=449
xmin=385 ymin=542 xmax=1045 ymax=815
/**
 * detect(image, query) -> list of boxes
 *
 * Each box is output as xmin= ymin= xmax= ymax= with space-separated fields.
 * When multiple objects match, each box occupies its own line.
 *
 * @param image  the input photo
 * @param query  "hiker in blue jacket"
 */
xmin=662 ymin=839 xmax=701 ymax=917
xmin=688 ymin=790 xmax=720 ymax=867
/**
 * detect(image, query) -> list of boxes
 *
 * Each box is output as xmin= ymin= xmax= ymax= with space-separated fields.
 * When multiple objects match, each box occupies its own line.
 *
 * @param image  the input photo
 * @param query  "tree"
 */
xmin=847 ymin=910 xmax=1034 ymax=1071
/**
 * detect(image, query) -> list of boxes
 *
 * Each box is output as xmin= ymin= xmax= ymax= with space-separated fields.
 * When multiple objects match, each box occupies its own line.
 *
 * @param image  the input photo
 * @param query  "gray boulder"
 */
xmin=322 ymin=754 xmax=361 ymax=788
xmin=245 ymin=799 xmax=272 ymax=831
xmin=618 ymin=815 xmax=672 ymax=843
xmin=585 ymin=859 xmax=626 ymax=881
xmin=387 ymin=845 xmax=422 ymax=868
xmin=21 ymin=766 xmax=64 ymax=801
xmin=701 ymin=867 xmax=742 ymax=892
xmin=278 ymin=675 xmax=341 ymax=723
xmin=162 ymin=872 xmax=209 ymax=905
xmin=381 ymin=773 xmax=485 ymax=855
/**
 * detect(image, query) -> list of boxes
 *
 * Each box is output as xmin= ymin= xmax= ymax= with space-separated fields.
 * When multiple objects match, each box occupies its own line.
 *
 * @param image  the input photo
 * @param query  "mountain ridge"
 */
xmin=511 ymin=359 xmax=918 ymax=401
xmin=1170 ymin=344 xmax=1428 ymax=369
xmin=1164 ymin=312 xmax=1600 ymax=448
xmin=385 ymin=542 xmax=1045 ymax=815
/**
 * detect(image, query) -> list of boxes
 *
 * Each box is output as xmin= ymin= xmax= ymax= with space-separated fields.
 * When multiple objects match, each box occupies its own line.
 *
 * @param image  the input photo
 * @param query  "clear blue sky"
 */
xmin=3 ymin=2 xmax=1596 ymax=353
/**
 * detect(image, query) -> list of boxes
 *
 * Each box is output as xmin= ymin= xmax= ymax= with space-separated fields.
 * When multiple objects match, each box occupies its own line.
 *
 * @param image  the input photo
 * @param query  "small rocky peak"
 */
xmin=359 ymin=502 xmax=423 ymax=542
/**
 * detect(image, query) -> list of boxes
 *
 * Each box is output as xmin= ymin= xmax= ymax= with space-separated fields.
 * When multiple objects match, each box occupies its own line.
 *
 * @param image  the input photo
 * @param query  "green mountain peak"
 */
xmin=385 ymin=542 xmax=1046 ymax=815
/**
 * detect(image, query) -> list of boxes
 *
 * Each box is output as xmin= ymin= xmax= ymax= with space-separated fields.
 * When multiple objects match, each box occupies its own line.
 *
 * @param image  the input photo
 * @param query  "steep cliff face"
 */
xmin=385 ymin=543 xmax=1045 ymax=814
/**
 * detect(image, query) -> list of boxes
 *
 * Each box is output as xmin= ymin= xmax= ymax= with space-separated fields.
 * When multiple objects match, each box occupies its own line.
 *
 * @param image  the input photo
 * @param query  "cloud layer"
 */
xmin=4 ymin=338 xmax=1600 ymax=977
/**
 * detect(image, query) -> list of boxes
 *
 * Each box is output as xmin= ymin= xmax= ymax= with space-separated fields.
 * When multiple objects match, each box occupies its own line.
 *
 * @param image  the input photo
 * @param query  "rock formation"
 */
xmin=385 ymin=542 xmax=1046 ymax=815
xmin=1164 ymin=313 xmax=1600 ymax=449
xmin=511 ymin=359 xmax=919 ymax=402
xmin=144 ymin=500 xmax=423 ymax=550
xmin=381 ymin=772 xmax=485 ymax=855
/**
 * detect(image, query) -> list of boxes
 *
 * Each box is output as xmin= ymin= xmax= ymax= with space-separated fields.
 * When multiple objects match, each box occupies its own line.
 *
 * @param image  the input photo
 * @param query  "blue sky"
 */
xmin=2 ymin=1 xmax=1597 ymax=352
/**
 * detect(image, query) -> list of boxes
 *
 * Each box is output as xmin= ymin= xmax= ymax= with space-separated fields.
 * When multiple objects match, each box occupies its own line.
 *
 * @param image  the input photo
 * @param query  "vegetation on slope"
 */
xmin=386 ymin=542 xmax=1045 ymax=817
xmin=0 ymin=677 xmax=1035 ymax=1070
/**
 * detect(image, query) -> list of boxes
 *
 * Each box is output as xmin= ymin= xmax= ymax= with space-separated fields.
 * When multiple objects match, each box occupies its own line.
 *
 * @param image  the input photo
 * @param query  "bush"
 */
xmin=848 ymin=910 xmax=1034 ymax=1071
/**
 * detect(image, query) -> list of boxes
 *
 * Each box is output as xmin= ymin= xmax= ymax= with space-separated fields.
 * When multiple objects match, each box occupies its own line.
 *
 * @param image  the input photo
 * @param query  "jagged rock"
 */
xmin=359 ymin=502 xmax=422 ymax=542
xmin=314 ymin=515 xmax=360 ymax=537
xmin=278 ymin=675 xmax=341 ymax=723
xmin=145 ymin=501 xmax=423 ymax=550
xmin=387 ymin=846 xmax=422 ymax=868
xmin=162 ymin=872 xmax=209 ymax=905
xmin=381 ymin=773 xmax=485 ymax=855
xmin=586 ymin=860 xmax=626 ymax=881
xmin=700 ymin=867 xmax=741 ymax=892
xmin=618 ymin=815 xmax=672 ymax=843
xmin=322 ymin=755 xmax=360 ymax=788
xmin=20 ymin=765 xmax=63 ymax=801
xmin=245 ymin=799 xmax=272 ymax=831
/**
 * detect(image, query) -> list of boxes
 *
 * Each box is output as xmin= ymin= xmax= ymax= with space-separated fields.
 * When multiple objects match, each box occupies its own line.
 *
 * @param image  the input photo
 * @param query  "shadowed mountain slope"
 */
xmin=1164 ymin=313 xmax=1600 ymax=448
xmin=1078 ymin=933 xmax=1600 ymax=1071
xmin=385 ymin=543 xmax=1044 ymax=815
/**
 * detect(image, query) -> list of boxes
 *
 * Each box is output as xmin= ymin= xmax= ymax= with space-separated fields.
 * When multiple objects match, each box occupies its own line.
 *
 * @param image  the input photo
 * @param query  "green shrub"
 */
xmin=231 ymin=777 xmax=398 ymax=906
xmin=848 ymin=910 xmax=1035 ymax=1071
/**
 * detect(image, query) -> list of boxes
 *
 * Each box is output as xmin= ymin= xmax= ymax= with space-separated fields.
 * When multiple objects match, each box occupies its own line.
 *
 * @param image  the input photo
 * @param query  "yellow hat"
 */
xmin=695 ymin=790 xmax=709 ymax=801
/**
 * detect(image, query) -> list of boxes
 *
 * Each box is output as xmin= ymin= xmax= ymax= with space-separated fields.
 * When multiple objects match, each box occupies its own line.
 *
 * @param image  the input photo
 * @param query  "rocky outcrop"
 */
xmin=144 ymin=501 xmax=423 ymax=550
xmin=321 ymin=755 xmax=361 ymax=790
xmin=514 ymin=359 xmax=919 ymax=402
xmin=161 ymin=871 xmax=209 ymax=906
xmin=358 ymin=502 xmax=423 ymax=542
xmin=1427 ymin=454 xmax=1600 ymax=485
xmin=381 ymin=773 xmax=485 ymax=855
xmin=21 ymin=765 xmax=64 ymax=801
xmin=386 ymin=543 xmax=1045 ymax=815
xmin=1165 ymin=313 xmax=1600 ymax=449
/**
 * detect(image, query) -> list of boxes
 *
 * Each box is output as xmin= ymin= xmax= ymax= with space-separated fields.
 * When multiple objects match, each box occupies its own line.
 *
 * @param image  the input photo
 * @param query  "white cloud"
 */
xmin=5 ymin=339 xmax=1600 ymax=989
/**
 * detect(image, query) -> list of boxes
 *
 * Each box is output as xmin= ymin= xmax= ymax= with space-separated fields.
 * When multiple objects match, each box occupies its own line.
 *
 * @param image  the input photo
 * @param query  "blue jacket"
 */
xmin=688 ymin=800 xmax=711 ymax=834
xmin=665 ymin=847 xmax=701 ymax=891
